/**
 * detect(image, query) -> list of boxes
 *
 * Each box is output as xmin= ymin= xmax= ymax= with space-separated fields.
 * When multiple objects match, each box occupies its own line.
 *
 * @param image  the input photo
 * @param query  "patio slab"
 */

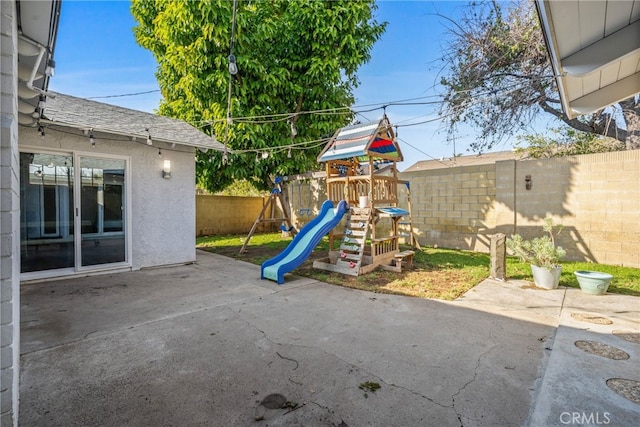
xmin=19 ymin=250 xmax=639 ymax=426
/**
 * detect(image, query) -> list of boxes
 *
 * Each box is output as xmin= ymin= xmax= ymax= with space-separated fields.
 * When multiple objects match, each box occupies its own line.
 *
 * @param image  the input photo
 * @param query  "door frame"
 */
xmin=74 ymin=151 xmax=132 ymax=273
xmin=19 ymin=147 xmax=132 ymax=281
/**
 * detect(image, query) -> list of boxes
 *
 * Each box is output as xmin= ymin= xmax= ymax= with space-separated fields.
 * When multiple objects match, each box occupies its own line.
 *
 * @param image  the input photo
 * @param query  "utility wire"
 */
xmin=86 ymin=90 xmax=160 ymax=99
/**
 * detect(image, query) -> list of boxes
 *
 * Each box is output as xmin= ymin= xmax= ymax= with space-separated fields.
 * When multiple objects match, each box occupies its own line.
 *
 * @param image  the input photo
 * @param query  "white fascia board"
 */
xmin=535 ymin=0 xmax=575 ymax=119
xmin=570 ymin=73 xmax=640 ymax=114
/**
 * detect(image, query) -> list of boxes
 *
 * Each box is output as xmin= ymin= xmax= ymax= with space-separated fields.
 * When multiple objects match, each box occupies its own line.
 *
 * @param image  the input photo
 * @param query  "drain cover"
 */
xmin=606 ymin=378 xmax=640 ymax=404
xmin=571 ymin=313 xmax=613 ymax=325
xmin=612 ymin=330 xmax=640 ymax=345
xmin=574 ymin=340 xmax=630 ymax=360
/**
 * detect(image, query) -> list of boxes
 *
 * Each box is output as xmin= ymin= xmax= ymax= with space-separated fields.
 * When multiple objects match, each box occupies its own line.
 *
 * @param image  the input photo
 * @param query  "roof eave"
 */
xmin=534 ymin=0 xmax=575 ymax=119
xmin=40 ymin=118 xmax=223 ymax=151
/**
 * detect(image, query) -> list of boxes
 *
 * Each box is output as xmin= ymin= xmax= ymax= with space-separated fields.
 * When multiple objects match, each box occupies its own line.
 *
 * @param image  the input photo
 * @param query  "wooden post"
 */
xmin=490 ymin=233 xmax=506 ymax=281
xmin=403 ymin=181 xmax=420 ymax=250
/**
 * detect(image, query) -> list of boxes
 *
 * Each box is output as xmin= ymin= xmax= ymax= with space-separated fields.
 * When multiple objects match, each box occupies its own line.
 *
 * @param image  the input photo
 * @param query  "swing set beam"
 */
xmin=240 ymin=187 xmax=296 ymax=254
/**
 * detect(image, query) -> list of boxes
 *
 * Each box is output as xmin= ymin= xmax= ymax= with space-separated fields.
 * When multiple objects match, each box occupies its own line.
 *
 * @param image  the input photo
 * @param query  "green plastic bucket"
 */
xmin=574 ymin=270 xmax=613 ymax=295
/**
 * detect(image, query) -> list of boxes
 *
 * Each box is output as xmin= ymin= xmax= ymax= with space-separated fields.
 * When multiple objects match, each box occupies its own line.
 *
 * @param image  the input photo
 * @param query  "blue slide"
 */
xmin=261 ymin=199 xmax=348 ymax=284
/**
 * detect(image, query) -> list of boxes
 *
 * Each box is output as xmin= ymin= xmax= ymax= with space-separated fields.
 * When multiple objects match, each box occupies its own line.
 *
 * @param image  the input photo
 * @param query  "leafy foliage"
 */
xmin=131 ymin=0 xmax=386 ymax=192
xmin=213 ymin=179 xmax=268 ymax=197
xmin=438 ymin=0 xmax=640 ymax=152
xmin=515 ymin=128 xmax=626 ymax=158
xmin=506 ymin=216 xmax=566 ymax=268
xmin=196 ymin=179 xmax=267 ymax=197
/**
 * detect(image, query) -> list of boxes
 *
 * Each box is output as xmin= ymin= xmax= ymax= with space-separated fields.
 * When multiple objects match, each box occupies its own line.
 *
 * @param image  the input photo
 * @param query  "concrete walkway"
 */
xmin=19 ymin=251 xmax=639 ymax=426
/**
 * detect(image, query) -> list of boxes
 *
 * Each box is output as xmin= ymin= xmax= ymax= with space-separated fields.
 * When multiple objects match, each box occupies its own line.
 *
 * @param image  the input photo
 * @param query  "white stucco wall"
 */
xmin=19 ymin=125 xmax=196 ymax=271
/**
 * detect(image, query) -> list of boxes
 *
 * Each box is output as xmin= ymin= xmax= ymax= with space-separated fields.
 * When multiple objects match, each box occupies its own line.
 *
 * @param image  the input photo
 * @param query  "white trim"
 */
xmin=19 ymin=146 xmax=133 ymax=280
xmin=535 ymin=0 xmax=574 ymax=119
xmin=20 ymin=264 xmax=133 ymax=284
xmin=75 ymin=152 xmax=131 ymax=271
xmin=570 ymin=73 xmax=640 ymax=114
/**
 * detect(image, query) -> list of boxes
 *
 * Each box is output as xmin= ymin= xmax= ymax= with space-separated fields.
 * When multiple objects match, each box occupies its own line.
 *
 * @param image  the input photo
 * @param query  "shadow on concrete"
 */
xmin=19 ymin=252 xmax=639 ymax=426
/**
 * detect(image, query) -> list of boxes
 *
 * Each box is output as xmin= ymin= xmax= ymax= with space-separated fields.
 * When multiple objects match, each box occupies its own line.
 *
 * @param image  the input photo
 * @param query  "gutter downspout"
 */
xmin=17 ymin=34 xmax=54 ymax=97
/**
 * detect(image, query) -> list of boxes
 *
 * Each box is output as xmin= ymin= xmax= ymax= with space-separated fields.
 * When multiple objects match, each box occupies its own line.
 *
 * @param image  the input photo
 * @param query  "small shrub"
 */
xmin=506 ymin=216 xmax=566 ymax=269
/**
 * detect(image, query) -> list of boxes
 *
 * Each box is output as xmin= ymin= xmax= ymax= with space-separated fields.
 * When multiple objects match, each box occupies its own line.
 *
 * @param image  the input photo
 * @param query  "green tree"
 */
xmin=515 ymin=128 xmax=626 ymax=159
xmin=131 ymin=0 xmax=385 ymax=192
xmin=438 ymin=0 xmax=639 ymax=152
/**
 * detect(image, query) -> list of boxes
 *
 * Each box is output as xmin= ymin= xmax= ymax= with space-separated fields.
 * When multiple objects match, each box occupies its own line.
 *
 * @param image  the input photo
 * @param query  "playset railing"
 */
xmin=326 ymin=176 xmax=398 ymax=206
xmin=372 ymin=236 xmax=398 ymax=257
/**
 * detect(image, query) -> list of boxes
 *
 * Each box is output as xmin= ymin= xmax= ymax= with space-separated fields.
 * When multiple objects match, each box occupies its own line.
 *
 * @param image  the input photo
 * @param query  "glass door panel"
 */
xmin=79 ymin=157 xmax=126 ymax=267
xmin=20 ymin=152 xmax=75 ymax=272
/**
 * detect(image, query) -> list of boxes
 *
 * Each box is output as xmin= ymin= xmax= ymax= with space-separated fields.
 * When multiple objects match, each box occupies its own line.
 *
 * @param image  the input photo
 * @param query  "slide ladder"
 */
xmin=334 ymin=207 xmax=371 ymax=275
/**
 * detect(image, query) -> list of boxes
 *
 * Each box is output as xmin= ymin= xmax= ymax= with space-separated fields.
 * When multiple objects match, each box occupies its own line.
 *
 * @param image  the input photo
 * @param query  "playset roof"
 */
xmin=317 ymin=116 xmax=403 ymax=163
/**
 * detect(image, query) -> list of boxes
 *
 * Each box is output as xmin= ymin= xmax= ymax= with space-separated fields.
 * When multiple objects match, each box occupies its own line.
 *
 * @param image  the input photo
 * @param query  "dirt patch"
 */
xmin=606 ymin=378 xmax=640 ymax=404
xmin=574 ymin=340 xmax=629 ymax=360
xmin=570 ymin=313 xmax=613 ymax=325
xmin=612 ymin=330 xmax=640 ymax=345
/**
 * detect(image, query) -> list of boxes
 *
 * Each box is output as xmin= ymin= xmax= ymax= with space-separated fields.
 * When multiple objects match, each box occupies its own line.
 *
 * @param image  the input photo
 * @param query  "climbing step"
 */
xmin=337 ymin=206 xmax=370 ymax=270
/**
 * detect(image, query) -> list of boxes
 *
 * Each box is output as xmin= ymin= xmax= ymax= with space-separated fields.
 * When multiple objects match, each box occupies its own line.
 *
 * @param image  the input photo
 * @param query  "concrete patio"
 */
xmin=19 ymin=251 xmax=639 ymax=426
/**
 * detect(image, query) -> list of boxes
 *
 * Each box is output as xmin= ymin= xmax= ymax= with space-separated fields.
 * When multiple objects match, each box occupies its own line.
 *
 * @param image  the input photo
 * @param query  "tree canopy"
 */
xmin=438 ymin=0 xmax=639 ymax=152
xmin=515 ymin=128 xmax=625 ymax=159
xmin=131 ymin=0 xmax=386 ymax=192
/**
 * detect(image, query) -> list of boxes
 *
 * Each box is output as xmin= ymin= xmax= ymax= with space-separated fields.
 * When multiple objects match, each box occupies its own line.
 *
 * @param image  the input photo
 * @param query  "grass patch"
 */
xmin=197 ymin=233 xmax=640 ymax=299
xmin=507 ymin=258 xmax=640 ymax=296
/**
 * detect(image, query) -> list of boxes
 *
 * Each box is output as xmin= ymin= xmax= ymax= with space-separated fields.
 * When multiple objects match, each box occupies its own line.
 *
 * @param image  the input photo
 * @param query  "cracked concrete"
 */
xmin=19 ymin=251 xmax=637 ymax=426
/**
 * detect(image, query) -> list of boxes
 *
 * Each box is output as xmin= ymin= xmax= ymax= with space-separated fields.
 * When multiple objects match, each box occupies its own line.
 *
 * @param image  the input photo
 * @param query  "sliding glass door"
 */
xmin=20 ymin=151 xmax=129 ymax=276
xmin=20 ymin=152 xmax=75 ymax=272
xmin=78 ymin=156 xmax=127 ymax=267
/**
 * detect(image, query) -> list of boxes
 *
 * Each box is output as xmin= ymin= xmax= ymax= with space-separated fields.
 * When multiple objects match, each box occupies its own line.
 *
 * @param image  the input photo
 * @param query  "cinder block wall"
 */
xmin=495 ymin=151 xmax=640 ymax=267
xmin=198 ymin=151 xmax=639 ymax=268
xmin=401 ymin=150 xmax=640 ymax=268
xmin=196 ymin=195 xmax=275 ymax=236
xmin=401 ymin=164 xmax=497 ymax=251
xmin=287 ymin=180 xmax=327 ymax=229
xmin=0 ymin=2 xmax=20 ymax=424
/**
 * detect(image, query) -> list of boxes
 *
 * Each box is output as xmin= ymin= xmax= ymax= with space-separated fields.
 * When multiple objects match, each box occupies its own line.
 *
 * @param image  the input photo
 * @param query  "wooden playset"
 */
xmin=312 ymin=116 xmax=419 ymax=276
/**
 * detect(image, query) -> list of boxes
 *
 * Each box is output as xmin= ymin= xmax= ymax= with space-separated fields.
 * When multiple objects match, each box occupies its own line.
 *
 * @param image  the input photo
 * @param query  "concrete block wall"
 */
xmin=0 ymin=1 xmax=19 ymax=424
xmin=197 ymin=152 xmax=639 ymax=268
xmin=287 ymin=180 xmax=327 ymax=229
xmin=196 ymin=195 xmax=274 ymax=236
xmin=401 ymin=164 xmax=497 ymax=251
xmin=496 ymin=151 xmax=640 ymax=267
xmin=400 ymin=150 xmax=640 ymax=268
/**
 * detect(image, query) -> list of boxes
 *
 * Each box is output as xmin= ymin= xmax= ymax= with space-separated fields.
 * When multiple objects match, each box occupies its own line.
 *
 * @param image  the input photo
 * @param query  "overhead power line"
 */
xmin=86 ymin=90 xmax=161 ymax=99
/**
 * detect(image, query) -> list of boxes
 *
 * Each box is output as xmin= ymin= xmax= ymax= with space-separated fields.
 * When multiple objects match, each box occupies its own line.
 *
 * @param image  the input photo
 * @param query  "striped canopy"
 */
xmin=317 ymin=116 xmax=403 ymax=163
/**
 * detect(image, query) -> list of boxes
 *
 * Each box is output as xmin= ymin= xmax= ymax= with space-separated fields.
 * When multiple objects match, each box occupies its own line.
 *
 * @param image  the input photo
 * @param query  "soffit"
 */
xmin=536 ymin=0 xmax=640 ymax=118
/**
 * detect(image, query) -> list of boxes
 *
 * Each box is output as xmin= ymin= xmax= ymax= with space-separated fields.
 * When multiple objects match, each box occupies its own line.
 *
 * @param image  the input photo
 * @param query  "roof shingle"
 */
xmin=42 ymin=92 xmax=224 ymax=151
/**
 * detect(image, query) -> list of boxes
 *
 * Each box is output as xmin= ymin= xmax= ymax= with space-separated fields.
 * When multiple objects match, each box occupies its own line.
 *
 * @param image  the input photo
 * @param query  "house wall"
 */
xmin=0 ymin=1 xmax=20 ymax=424
xmin=400 ymin=150 xmax=640 ymax=268
xmin=19 ymin=125 xmax=197 ymax=270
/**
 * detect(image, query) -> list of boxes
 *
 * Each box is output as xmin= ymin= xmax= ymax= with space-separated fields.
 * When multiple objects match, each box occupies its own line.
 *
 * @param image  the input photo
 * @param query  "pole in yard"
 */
xmin=490 ymin=233 xmax=506 ymax=281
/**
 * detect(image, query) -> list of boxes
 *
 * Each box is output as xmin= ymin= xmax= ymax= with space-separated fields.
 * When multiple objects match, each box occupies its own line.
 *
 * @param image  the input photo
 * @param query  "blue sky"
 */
xmin=49 ymin=1 xmax=551 ymax=170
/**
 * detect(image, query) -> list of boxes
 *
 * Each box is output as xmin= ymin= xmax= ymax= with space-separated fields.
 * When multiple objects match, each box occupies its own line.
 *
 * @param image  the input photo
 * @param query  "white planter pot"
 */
xmin=530 ymin=264 xmax=562 ymax=289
